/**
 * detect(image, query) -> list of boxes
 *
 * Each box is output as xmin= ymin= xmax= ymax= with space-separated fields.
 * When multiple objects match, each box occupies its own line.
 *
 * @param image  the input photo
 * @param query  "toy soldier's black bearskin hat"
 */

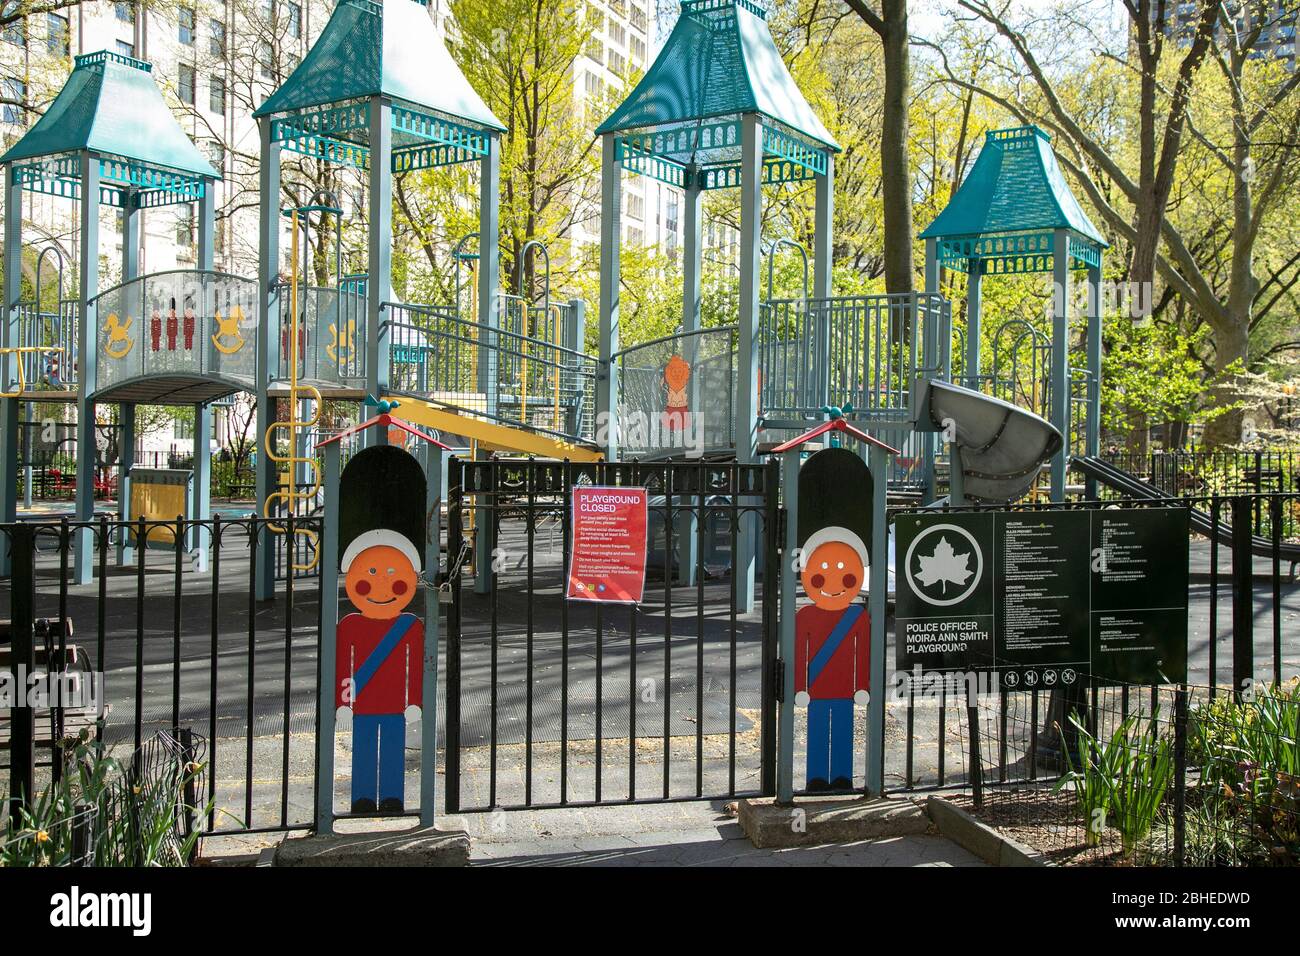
xmin=797 ymin=446 xmax=874 ymax=569
xmin=338 ymin=444 xmax=427 ymax=573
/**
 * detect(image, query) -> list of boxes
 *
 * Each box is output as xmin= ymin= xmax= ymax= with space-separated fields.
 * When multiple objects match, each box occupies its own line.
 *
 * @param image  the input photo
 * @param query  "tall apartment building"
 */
xmin=572 ymin=0 xmax=741 ymax=297
xmin=1166 ymin=0 xmax=1296 ymax=69
xmin=572 ymin=0 xmax=680 ymax=257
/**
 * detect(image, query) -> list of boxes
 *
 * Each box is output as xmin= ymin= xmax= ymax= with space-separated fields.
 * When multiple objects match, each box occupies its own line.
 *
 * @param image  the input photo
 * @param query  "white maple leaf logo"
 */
xmin=914 ymin=536 xmax=973 ymax=594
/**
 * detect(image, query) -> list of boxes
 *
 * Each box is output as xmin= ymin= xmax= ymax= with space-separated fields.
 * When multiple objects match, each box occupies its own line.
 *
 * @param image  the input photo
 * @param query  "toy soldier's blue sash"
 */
xmin=353 ymin=613 xmax=417 ymax=699
xmin=807 ymin=604 xmax=865 ymax=688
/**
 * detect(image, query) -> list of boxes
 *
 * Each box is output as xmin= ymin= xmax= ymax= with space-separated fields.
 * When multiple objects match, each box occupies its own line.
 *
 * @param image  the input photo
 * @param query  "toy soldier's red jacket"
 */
xmin=794 ymin=604 xmax=870 ymax=699
xmin=335 ymin=612 xmax=423 ymax=715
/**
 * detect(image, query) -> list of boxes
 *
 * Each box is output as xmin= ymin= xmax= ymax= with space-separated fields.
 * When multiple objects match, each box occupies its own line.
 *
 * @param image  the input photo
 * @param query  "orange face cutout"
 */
xmin=344 ymin=544 xmax=418 ymax=620
xmin=800 ymin=540 xmax=865 ymax=612
xmin=664 ymin=355 xmax=691 ymax=390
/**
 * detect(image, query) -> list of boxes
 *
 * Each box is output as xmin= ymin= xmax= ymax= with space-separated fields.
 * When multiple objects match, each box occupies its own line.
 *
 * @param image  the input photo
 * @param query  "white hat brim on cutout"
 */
xmin=341 ymin=529 xmax=423 ymax=574
xmin=802 ymin=526 xmax=869 ymax=588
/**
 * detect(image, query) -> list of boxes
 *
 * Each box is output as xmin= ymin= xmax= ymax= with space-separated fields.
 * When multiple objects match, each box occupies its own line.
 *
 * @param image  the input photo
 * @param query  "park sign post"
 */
xmin=566 ymin=485 xmax=649 ymax=604
xmin=895 ymin=506 xmax=1190 ymax=688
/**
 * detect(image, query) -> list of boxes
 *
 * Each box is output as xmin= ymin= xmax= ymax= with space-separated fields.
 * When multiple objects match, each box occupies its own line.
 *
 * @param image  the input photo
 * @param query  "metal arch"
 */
xmin=762 ymin=237 xmax=809 ymax=305
xmin=516 ymin=239 xmax=551 ymax=315
xmin=988 ymin=317 xmax=1051 ymax=417
xmin=33 ymin=244 xmax=67 ymax=310
xmin=451 ymin=232 xmax=479 ymax=321
xmin=283 ymin=187 xmax=344 ymax=288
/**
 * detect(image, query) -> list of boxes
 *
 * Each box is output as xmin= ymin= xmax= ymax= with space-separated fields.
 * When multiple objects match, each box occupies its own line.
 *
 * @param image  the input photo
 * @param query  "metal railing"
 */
xmin=1 ymin=515 xmax=320 ymax=836
xmin=273 ymin=281 xmax=368 ymax=387
xmin=14 ymin=300 xmax=80 ymax=391
xmin=759 ymin=292 xmax=950 ymax=421
xmin=383 ymin=300 xmax=598 ymax=443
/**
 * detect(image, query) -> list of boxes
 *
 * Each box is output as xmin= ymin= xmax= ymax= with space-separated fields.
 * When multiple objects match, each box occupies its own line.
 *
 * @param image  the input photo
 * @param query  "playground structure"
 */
xmin=0 ymin=0 xmax=1111 ymax=596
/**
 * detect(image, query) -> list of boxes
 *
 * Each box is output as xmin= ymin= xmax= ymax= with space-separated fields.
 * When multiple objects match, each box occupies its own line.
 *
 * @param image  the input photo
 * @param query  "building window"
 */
xmin=630 ymin=36 xmax=645 ymax=64
xmin=287 ymin=1 xmax=301 ymax=38
xmin=46 ymin=12 xmax=68 ymax=56
xmin=630 ymin=4 xmax=647 ymax=32
xmin=179 ymin=6 xmax=194 ymax=45
xmin=2 ymin=76 xmax=24 ymax=124
xmin=116 ymin=39 xmax=134 ymax=58
xmin=608 ymin=51 xmax=625 ymax=74
xmin=178 ymin=64 xmax=195 ymax=105
xmin=627 ymin=193 xmax=644 ymax=221
xmin=3 ymin=2 xmax=24 ymax=47
xmin=209 ymin=18 xmax=225 ymax=57
xmin=259 ymin=40 xmax=273 ymax=78
xmin=627 ymin=226 xmax=643 ymax=246
xmin=609 ymin=21 xmax=625 ymax=45
xmin=177 ymin=207 xmax=194 ymax=249
xmin=207 ymin=141 xmax=224 ymax=173
xmin=584 ymin=71 xmax=602 ymax=98
xmin=209 ymin=74 xmax=226 ymax=114
xmin=585 ymin=35 xmax=602 ymax=63
xmin=116 ymin=1 xmax=135 ymax=23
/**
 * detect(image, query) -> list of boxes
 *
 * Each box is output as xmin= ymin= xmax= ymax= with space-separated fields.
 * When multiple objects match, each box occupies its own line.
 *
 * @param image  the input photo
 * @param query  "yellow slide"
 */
xmin=384 ymin=394 xmax=603 ymax=462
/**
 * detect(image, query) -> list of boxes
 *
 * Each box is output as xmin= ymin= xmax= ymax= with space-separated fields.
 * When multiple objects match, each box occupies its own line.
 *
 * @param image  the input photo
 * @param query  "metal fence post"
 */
xmin=777 ymin=450 xmax=799 ymax=805
xmin=1231 ymin=495 xmax=1254 ymax=700
xmin=1173 ymin=688 xmax=1187 ymax=867
xmin=179 ymin=727 xmax=198 ymax=864
xmin=70 ymin=803 xmax=91 ymax=866
xmin=7 ymin=523 xmax=36 ymax=821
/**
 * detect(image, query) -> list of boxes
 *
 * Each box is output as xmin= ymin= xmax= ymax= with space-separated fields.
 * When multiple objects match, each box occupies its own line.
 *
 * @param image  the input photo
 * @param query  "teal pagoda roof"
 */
xmin=597 ymin=0 xmax=838 ymax=153
xmin=254 ymin=0 xmax=504 ymax=134
xmin=1 ymin=51 xmax=219 ymax=183
xmin=920 ymin=126 xmax=1107 ymax=274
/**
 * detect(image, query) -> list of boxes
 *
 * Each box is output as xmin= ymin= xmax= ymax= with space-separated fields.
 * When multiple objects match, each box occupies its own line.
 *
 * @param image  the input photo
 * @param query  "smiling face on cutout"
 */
xmin=800 ymin=540 xmax=865 ymax=612
xmin=344 ymin=545 xmax=418 ymax=620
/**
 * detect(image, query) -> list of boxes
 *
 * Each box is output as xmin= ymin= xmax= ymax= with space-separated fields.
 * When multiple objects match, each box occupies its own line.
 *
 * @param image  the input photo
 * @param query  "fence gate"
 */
xmin=445 ymin=457 xmax=780 ymax=812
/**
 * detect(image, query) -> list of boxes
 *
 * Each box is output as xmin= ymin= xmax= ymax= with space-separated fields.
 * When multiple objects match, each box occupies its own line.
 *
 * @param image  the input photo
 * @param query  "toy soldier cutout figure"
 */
xmin=794 ymin=446 xmax=874 ymax=792
xmin=334 ymin=445 xmax=427 ymax=813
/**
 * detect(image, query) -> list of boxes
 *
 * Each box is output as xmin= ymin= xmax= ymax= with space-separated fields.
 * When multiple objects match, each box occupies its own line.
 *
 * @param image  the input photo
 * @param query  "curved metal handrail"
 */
xmin=609 ymin=323 xmax=739 ymax=362
xmin=89 ymin=267 xmax=259 ymax=305
xmin=381 ymin=301 xmax=595 ymax=363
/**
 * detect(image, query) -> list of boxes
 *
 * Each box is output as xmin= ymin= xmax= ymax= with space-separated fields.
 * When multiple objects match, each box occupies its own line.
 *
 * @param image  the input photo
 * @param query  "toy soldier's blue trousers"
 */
xmin=352 ymin=713 xmax=405 ymax=806
xmin=807 ymin=697 xmax=853 ymax=787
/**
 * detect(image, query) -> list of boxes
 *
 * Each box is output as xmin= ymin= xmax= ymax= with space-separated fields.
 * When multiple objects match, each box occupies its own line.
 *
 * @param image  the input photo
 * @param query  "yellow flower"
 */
xmin=35 ymin=830 xmax=50 ymax=844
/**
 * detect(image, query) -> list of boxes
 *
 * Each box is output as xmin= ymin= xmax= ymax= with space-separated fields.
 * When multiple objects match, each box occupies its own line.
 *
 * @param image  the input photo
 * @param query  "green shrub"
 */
xmin=1055 ymin=710 xmax=1175 ymax=855
xmin=1 ymin=729 xmax=210 ymax=867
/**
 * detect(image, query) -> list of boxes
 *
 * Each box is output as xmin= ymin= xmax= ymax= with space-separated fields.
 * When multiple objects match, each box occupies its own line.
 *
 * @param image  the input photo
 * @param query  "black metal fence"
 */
xmin=444 ymin=456 xmax=780 ymax=812
xmin=883 ymin=492 xmax=1299 ymax=859
xmin=2 ymin=728 xmax=208 ymax=867
xmin=1 ymin=515 xmax=320 ymax=837
xmin=1102 ymin=449 xmax=1300 ymax=520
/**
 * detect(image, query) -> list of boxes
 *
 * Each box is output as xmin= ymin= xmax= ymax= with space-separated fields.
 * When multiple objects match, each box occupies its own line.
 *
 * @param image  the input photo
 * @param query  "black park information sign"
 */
xmin=894 ymin=507 xmax=1189 ymax=687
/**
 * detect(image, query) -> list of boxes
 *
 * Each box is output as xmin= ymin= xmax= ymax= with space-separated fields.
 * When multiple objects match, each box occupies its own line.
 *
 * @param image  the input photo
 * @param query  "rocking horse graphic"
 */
xmin=104 ymin=313 xmax=135 ymax=359
xmin=211 ymin=304 xmax=247 ymax=355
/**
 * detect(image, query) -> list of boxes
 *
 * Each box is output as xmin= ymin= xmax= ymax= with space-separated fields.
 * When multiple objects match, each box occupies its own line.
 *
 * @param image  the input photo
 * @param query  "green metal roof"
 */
xmin=0 ymin=51 xmax=218 ymax=180
xmin=921 ymin=125 xmax=1106 ymax=247
xmin=596 ymin=0 xmax=838 ymax=152
xmin=254 ymin=0 xmax=504 ymax=133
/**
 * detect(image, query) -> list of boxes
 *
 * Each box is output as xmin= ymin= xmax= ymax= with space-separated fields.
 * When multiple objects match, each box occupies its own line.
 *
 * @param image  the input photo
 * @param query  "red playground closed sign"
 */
xmin=566 ymin=485 xmax=649 ymax=604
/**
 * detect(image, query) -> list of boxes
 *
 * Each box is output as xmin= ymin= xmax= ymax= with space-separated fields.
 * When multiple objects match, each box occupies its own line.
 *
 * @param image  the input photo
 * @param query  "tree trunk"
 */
xmin=879 ymin=0 xmax=915 ymax=296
